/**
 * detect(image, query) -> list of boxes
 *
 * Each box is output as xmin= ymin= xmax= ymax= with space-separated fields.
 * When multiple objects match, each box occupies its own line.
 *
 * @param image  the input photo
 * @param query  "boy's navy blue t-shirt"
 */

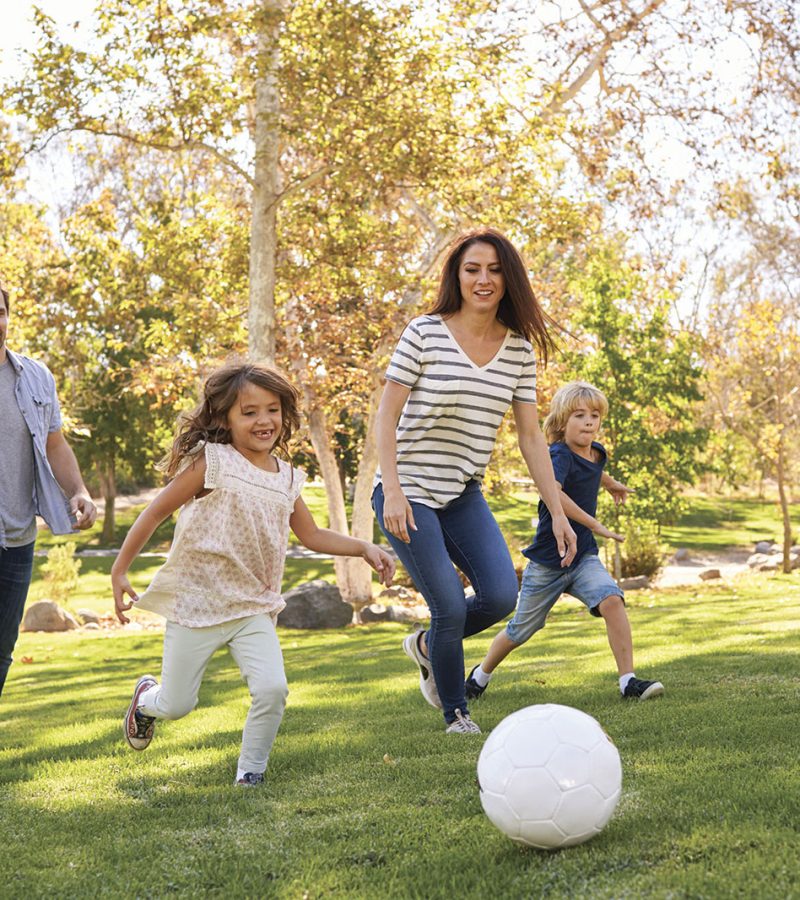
xmin=523 ymin=441 xmax=607 ymax=570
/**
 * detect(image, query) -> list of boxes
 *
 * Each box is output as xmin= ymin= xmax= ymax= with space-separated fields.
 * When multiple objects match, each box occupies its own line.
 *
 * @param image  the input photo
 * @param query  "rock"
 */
xmin=754 ymin=541 xmax=775 ymax=554
xmin=83 ymin=622 xmax=101 ymax=631
xmin=22 ymin=600 xmax=79 ymax=633
xmin=757 ymin=560 xmax=780 ymax=572
xmin=387 ymin=604 xmax=430 ymax=624
xmin=360 ymin=603 xmax=392 ymax=623
xmin=278 ymin=580 xmax=353 ymax=629
xmin=698 ymin=568 xmax=721 ymax=581
xmin=672 ymin=548 xmax=690 ymax=562
xmin=791 ymin=553 xmax=800 ymax=570
xmin=76 ymin=608 xmax=101 ymax=625
xmin=747 ymin=553 xmax=771 ymax=569
xmin=619 ymin=575 xmax=650 ymax=591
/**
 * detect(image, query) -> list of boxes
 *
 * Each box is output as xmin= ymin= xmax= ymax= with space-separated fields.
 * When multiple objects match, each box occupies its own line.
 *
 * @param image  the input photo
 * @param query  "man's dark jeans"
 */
xmin=0 ymin=541 xmax=35 ymax=698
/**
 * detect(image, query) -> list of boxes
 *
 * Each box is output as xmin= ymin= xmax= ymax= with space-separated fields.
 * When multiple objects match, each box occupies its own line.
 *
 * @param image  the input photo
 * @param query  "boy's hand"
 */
xmin=552 ymin=514 xmax=577 ymax=567
xmin=594 ymin=523 xmax=625 ymax=543
xmin=362 ymin=544 xmax=396 ymax=587
xmin=605 ymin=480 xmax=634 ymax=507
xmin=112 ymin=572 xmax=139 ymax=624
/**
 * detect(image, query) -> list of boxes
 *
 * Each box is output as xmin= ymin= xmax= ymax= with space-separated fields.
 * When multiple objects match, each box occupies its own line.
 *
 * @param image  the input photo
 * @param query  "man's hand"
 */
xmin=71 ymin=493 xmax=97 ymax=530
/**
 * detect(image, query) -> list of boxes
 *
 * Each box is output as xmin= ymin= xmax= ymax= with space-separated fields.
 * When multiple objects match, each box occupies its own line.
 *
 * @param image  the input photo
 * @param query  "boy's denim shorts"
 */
xmin=505 ymin=553 xmax=625 ymax=645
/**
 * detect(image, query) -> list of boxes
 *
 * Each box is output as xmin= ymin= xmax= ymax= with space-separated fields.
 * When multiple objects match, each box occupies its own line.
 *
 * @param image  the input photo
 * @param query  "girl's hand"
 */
xmin=594 ymin=523 xmax=625 ymax=543
xmin=551 ymin=513 xmax=578 ymax=567
xmin=112 ymin=571 xmax=139 ymax=624
xmin=362 ymin=543 xmax=396 ymax=587
xmin=605 ymin=480 xmax=634 ymax=507
xmin=382 ymin=486 xmax=416 ymax=544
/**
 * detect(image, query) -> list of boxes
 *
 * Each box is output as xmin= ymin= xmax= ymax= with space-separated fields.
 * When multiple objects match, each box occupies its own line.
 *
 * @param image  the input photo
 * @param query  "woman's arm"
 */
xmin=290 ymin=498 xmax=395 ymax=586
xmin=111 ymin=457 xmax=207 ymax=623
xmin=375 ymin=379 xmax=416 ymax=543
xmin=513 ymin=400 xmax=578 ymax=566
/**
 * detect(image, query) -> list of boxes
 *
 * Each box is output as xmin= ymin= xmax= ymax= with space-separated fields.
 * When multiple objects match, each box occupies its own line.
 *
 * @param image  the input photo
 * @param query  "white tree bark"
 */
xmin=248 ymin=0 xmax=286 ymax=364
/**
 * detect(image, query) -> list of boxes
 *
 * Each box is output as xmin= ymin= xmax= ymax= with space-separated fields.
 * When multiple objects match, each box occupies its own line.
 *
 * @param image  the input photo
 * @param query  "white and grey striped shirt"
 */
xmin=377 ymin=314 xmax=537 ymax=508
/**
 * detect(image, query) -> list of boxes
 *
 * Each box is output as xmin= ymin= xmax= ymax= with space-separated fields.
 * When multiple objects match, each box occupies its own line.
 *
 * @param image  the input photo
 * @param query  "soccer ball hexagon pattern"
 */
xmin=477 ymin=704 xmax=622 ymax=849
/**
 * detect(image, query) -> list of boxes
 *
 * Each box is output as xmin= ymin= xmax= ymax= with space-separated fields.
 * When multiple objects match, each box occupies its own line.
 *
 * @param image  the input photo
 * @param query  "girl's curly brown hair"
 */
xmin=160 ymin=364 xmax=300 ymax=478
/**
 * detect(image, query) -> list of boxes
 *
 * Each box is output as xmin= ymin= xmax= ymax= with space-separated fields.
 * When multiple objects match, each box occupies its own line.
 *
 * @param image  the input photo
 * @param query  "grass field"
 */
xmin=3 ymin=569 xmax=799 ymax=898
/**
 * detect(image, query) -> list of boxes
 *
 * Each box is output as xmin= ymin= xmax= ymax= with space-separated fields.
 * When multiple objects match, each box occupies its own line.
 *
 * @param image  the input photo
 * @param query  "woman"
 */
xmin=373 ymin=228 xmax=577 ymax=734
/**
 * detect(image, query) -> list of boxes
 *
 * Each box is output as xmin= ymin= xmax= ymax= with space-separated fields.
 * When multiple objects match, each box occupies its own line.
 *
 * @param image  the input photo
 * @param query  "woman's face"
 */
xmin=457 ymin=241 xmax=505 ymax=314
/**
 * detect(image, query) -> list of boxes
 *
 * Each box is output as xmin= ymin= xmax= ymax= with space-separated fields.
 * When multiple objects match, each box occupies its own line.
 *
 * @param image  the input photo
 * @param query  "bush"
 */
xmin=619 ymin=523 xmax=664 ymax=579
xmin=41 ymin=541 xmax=82 ymax=605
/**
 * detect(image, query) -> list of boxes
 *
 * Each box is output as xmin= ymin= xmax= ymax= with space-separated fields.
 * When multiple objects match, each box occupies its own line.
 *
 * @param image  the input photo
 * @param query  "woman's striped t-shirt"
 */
xmin=377 ymin=314 xmax=537 ymax=508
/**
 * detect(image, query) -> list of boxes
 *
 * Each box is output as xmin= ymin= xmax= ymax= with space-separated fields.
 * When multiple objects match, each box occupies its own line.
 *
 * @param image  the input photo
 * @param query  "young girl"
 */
xmin=373 ymin=228 xmax=577 ymax=735
xmin=112 ymin=364 xmax=394 ymax=786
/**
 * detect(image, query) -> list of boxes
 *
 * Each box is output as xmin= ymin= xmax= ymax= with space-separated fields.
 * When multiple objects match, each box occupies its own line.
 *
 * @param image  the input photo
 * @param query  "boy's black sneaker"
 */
xmin=237 ymin=772 xmax=265 ymax=787
xmin=465 ymin=666 xmax=488 ymax=701
xmin=623 ymin=677 xmax=664 ymax=701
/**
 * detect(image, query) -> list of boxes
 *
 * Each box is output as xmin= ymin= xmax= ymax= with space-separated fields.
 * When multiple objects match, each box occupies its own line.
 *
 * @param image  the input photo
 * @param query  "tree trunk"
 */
xmin=775 ymin=438 xmax=792 ymax=575
xmin=99 ymin=460 xmax=116 ymax=545
xmin=306 ymin=404 xmax=375 ymax=621
xmin=248 ymin=0 xmax=286 ymax=364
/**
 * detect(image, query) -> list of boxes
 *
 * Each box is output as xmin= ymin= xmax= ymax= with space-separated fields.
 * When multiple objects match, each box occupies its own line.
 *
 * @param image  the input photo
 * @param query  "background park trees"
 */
xmin=1 ymin=0 xmax=797 ymax=603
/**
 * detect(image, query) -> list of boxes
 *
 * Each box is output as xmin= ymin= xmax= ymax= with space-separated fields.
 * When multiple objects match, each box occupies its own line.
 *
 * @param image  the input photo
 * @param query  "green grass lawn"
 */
xmin=3 ymin=570 xmax=799 ymax=898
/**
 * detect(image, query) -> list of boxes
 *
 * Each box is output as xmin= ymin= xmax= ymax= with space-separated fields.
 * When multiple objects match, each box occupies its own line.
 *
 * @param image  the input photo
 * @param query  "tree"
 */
xmin=563 ymin=239 xmax=707 ymax=573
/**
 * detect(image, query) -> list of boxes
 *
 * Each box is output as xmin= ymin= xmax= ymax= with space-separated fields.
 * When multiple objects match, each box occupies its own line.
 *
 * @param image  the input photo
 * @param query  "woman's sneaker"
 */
xmin=445 ymin=709 xmax=481 ymax=734
xmin=403 ymin=631 xmax=442 ymax=709
xmin=465 ymin=666 xmax=487 ymax=700
xmin=124 ymin=674 xmax=158 ymax=750
xmin=622 ymin=677 xmax=664 ymax=701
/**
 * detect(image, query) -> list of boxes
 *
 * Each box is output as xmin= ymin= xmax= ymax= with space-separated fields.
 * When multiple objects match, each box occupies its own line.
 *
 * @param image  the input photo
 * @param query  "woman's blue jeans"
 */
xmin=0 ymin=541 xmax=35 ymax=699
xmin=373 ymin=481 xmax=518 ymax=722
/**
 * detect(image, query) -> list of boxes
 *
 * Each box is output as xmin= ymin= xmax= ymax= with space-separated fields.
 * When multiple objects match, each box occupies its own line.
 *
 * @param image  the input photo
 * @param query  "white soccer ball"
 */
xmin=477 ymin=704 xmax=622 ymax=849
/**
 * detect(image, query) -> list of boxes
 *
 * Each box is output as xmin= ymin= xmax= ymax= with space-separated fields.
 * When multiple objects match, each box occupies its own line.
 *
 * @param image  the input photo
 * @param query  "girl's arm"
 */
xmin=375 ymin=379 xmax=416 ymax=543
xmin=290 ymin=497 xmax=395 ymax=586
xmin=111 ymin=457 xmax=207 ymax=623
xmin=513 ymin=400 xmax=578 ymax=567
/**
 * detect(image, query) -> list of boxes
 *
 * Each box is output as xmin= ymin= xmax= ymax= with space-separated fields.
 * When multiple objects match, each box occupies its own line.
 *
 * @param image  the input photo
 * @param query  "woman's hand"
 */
xmin=551 ymin=513 xmax=578 ymax=567
xmin=112 ymin=569 xmax=138 ymax=625
xmin=382 ymin=486 xmax=417 ymax=544
xmin=362 ymin=543 xmax=396 ymax=586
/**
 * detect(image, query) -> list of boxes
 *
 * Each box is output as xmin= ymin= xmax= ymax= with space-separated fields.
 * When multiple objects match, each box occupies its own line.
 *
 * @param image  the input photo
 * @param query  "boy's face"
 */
xmin=563 ymin=405 xmax=602 ymax=451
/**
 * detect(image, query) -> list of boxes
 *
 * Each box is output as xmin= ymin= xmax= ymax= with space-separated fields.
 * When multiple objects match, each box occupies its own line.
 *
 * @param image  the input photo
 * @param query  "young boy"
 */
xmin=466 ymin=381 xmax=664 ymax=702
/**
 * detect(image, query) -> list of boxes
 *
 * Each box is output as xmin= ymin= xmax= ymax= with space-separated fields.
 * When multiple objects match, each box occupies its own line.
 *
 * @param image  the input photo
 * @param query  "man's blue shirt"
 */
xmin=0 ymin=349 xmax=73 ymax=548
xmin=523 ymin=441 xmax=606 ymax=570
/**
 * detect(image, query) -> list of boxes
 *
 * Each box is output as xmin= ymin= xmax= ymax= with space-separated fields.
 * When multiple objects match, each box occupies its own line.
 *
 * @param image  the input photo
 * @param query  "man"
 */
xmin=0 ymin=280 xmax=97 ymax=698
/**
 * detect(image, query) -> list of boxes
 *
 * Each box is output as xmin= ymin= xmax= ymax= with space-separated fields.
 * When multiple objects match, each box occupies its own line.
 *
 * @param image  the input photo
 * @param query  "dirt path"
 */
xmin=653 ymin=548 xmax=751 ymax=588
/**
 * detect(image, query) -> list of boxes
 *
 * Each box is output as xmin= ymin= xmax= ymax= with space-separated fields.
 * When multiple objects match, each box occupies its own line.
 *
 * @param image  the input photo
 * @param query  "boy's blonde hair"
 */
xmin=543 ymin=381 xmax=609 ymax=444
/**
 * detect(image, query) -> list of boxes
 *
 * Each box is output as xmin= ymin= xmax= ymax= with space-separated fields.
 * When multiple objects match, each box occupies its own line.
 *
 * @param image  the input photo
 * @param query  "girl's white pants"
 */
xmin=138 ymin=613 xmax=287 ymax=776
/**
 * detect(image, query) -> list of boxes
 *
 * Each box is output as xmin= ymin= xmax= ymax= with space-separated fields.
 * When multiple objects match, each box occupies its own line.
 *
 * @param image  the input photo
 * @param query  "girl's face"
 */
xmin=458 ymin=241 xmax=505 ymax=314
xmin=563 ymin=405 xmax=602 ymax=453
xmin=225 ymin=381 xmax=283 ymax=466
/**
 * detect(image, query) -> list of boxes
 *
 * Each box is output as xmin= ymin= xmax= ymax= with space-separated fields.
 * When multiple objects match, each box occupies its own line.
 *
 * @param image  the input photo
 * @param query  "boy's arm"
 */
xmin=558 ymin=489 xmax=624 ymax=543
xmin=290 ymin=497 xmax=395 ymax=586
xmin=600 ymin=471 xmax=634 ymax=507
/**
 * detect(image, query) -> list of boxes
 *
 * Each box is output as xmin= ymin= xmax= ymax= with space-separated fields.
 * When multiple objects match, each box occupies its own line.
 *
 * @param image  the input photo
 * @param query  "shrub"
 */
xmin=619 ymin=523 xmax=664 ymax=579
xmin=41 ymin=541 xmax=82 ymax=605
